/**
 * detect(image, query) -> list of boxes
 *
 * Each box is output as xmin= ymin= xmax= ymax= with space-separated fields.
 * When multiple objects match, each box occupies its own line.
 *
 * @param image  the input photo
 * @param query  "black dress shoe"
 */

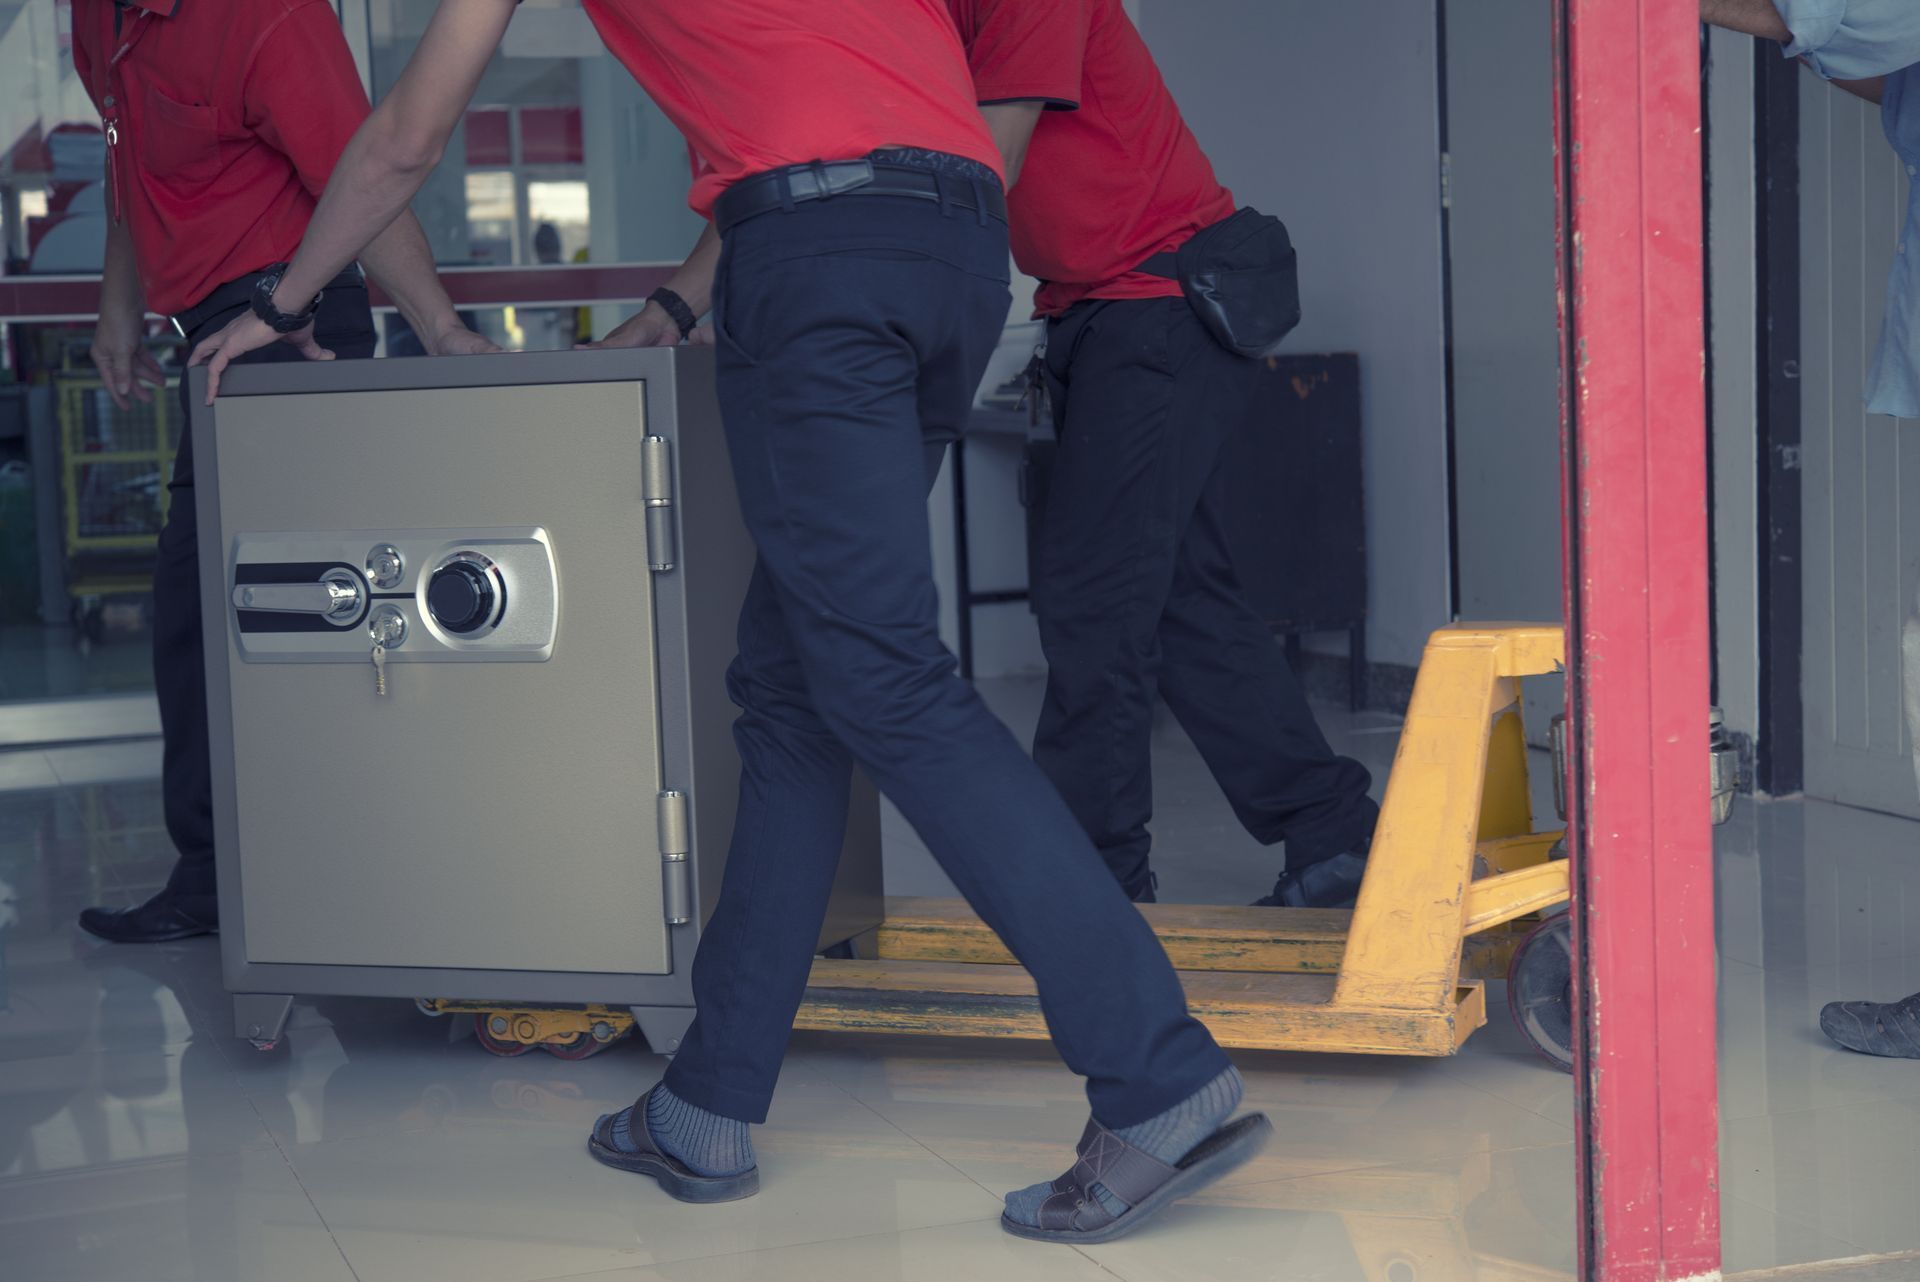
xmin=78 ymin=892 xmax=218 ymax=944
xmin=1253 ymin=851 xmax=1368 ymax=910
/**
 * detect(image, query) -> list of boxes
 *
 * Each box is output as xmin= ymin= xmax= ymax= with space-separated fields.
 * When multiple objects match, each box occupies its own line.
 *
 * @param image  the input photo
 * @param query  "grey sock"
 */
xmin=1004 ymin=1066 xmax=1244 ymax=1227
xmin=604 ymin=1085 xmax=755 ymax=1177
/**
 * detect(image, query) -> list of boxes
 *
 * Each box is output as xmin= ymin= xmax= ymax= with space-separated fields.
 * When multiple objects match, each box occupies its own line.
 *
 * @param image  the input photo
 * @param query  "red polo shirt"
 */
xmin=71 ymin=0 xmax=372 ymax=317
xmin=581 ymin=0 xmax=1003 ymax=219
xmin=945 ymin=0 xmax=1235 ymax=316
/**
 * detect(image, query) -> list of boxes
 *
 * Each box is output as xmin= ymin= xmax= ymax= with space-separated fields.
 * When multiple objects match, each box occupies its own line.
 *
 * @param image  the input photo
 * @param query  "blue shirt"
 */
xmin=1781 ymin=0 xmax=1920 ymax=417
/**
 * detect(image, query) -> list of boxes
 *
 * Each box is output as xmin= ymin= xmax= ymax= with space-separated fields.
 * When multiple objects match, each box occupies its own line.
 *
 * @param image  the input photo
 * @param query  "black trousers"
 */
xmin=157 ymin=286 xmax=377 ymax=921
xmin=661 ymin=182 xmax=1228 ymax=1127
xmin=1033 ymin=296 xmax=1378 ymax=900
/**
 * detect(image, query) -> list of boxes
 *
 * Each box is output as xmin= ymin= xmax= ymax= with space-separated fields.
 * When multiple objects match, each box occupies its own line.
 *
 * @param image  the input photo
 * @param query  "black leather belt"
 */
xmin=171 ymin=265 xmax=366 ymax=341
xmin=713 ymin=158 xmax=1007 ymax=234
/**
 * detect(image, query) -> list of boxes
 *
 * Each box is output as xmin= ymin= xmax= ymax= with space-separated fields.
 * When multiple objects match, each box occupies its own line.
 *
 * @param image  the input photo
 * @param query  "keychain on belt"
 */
xmin=1018 ymin=340 xmax=1047 ymax=431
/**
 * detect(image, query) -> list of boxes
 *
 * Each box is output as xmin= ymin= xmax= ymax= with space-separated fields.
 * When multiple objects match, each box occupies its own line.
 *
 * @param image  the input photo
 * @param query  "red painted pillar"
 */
xmin=1554 ymin=2 xmax=1721 ymax=1279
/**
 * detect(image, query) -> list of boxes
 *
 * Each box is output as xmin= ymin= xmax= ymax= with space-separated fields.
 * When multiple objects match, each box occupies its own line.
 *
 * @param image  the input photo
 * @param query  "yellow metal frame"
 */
xmin=799 ymin=622 xmax=1570 ymax=1055
xmin=420 ymin=999 xmax=636 ymax=1048
xmin=1312 ymin=622 xmax=1568 ymax=1046
xmin=449 ymin=623 xmax=1571 ymax=1058
xmin=56 ymin=375 xmax=178 ymax=555
xmin=63 ymin=574 xmax=157 ymax=601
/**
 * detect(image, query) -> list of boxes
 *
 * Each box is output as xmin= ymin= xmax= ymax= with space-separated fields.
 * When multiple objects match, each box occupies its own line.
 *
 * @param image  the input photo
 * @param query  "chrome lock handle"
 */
xmin=232 ymin=573 xmax=363 ymax=621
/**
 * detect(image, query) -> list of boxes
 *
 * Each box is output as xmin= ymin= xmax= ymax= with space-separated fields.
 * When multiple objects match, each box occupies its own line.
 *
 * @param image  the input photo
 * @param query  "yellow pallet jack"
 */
xmin=445 ymin=623 xmax=1736 ymax=1067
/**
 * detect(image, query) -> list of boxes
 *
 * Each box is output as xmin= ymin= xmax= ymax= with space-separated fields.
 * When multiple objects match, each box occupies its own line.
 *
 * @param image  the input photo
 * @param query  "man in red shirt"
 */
xmin=71 ymin=0 xmax=490 ymax=946
xmin=190 ymin=0 xmax=1269 ymax=1241
xmin=951 ymin=0 xmax=1380 ymax=910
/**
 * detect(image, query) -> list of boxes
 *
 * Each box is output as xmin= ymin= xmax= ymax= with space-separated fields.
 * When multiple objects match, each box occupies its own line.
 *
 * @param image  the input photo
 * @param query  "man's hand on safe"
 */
xmin=189 ymin=312 xmax=331 ymax=404
xmin=576 ymin=300 xmax=684 ymax=350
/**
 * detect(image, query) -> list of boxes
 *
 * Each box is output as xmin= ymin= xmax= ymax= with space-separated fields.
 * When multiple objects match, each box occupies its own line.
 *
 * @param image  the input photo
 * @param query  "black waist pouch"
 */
xmin=1139 ymin=206 xmax=1301 ymax=358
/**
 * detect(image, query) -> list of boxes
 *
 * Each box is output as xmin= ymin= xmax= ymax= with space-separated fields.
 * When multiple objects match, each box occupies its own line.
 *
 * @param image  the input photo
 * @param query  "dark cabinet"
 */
xmin=1219 ymin=353 xmax=1368 ymax=708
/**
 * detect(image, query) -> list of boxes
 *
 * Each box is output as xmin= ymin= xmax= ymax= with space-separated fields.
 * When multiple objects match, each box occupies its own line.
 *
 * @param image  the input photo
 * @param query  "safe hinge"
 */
xmin=643 ymin=435 xmax=678 ymax=573
xmin=658 ymin=789 xmax=691 ymax=925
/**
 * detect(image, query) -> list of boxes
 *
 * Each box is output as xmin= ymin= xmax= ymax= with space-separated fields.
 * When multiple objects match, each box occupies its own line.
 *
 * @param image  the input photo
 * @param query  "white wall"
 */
xmin=1707 ymin=27 xmax=1761 ymax=741
xmin=1797 ymin=69 xmax=1919 ymax=816
xmin=1446 ymin=0 xmax=1560 ymax=626
xmin=1138 ymin=0 xmax=1452 ymax=668
xmin=1441 ymin=0 xmax=1562 ymax=741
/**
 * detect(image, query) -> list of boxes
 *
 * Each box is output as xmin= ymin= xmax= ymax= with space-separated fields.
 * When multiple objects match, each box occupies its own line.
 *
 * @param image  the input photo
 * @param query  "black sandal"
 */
xmin=586 ymin=1089 xmax=761 ymax=1203
xmin=1820 ymin=991 xmax=1920 ymax=1058
xmin=1000 ymin=1111 xmax=1273 ymax=1244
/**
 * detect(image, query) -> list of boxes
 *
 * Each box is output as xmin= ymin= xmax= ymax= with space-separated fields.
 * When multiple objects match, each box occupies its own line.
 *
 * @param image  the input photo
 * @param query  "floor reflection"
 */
xmin=0 ymin=680 xmax=1917 ymax=1279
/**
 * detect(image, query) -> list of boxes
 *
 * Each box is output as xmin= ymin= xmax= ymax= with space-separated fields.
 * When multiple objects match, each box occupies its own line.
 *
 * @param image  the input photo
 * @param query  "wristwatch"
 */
xmin=648 ymin=287 xmax=699 ymax=341
xmin=251 ymin=265 xmax=323 ymax=334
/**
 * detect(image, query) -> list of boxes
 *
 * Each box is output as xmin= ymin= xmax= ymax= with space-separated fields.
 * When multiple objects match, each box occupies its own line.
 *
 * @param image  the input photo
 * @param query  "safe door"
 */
xmin=204 ymin=376 xmax=674 ymax=977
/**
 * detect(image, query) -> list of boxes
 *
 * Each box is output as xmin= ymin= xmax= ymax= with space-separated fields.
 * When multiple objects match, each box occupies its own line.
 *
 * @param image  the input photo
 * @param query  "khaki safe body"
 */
xmin=194 ymin=348 xmax=882 ymax=1051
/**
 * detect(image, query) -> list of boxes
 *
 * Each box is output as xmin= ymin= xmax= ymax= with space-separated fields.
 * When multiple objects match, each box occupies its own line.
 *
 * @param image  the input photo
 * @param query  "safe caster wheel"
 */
xmin=473 ymin=1013 xmax=536 ymax=1057
xmin=1508 ymin=913 xmax=1574 ymax=1073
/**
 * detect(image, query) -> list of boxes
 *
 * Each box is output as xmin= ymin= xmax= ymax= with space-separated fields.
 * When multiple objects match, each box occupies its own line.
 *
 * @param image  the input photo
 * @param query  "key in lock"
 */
xmin=368 ymin=608 xmax=407 ymax=698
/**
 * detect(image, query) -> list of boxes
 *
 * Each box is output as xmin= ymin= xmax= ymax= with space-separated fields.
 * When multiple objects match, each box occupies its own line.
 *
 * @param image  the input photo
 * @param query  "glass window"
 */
xmin=462 ymin=170 xmax=519 ymax=267
xmin=528 ymin=179 xmax=589 ymax=264
xmin=4 ymin=0 xmax=106 ymax=281
xmin=362 ymin=0 xmax=703 ymax=272
xmin=0 ymin=2 xmax=163 ymax=709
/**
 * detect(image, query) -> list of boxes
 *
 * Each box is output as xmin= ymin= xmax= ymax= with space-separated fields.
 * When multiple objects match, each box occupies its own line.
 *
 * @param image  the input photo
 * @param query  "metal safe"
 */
xmin=193 ymin=348 xmax=883 ymax=1051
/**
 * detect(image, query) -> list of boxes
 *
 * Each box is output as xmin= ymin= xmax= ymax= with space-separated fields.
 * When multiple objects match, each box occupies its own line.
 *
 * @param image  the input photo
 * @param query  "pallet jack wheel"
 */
xmin=1507 ymin=913 xmax=1575 ymax=1073
xmin=473 ymin=1013 xmax=535 ymax=1057
xmin=544 ymin=1029 xmax=622 ymax=1061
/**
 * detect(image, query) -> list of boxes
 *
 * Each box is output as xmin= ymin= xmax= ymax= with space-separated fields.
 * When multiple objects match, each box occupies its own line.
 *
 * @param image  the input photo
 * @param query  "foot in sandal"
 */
xmin=587 ymin=1084 xmax=760 ymax=1203
xmin=1001 ymin=1067 xmax=1272 ymax=1243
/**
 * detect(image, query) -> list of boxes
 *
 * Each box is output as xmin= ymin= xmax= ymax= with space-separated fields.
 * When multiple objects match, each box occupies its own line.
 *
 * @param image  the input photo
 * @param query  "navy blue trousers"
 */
xmin=662 ymin=185 xmax=1229 ymax=1127
xmin=1034 ymin=298 xmax=1378 ymax=900
xmin=157 ymin=288 xmax=377 ymax=922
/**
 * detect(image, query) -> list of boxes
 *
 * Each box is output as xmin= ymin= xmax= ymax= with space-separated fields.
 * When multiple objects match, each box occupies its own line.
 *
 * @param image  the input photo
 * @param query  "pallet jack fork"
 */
xmin=456 ymin=623 xmax=1593 ymax=1062
xmin=794 ymin=623 xmax=1570 ymax=1058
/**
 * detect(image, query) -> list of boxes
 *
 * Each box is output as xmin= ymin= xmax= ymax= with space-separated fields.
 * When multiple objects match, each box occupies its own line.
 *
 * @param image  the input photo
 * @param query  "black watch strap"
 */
xmin=649 ymin=287 xmax=698 ymax=340
xmin=251 ymin=265 xmax=323 ymax=334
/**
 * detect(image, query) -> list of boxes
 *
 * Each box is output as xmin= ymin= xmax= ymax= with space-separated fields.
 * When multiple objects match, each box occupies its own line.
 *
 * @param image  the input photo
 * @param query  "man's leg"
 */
xmin=152 ymin=408 xmax=218 ymax=924
xmin=1152 ymin=320 xmax=1376 ymax=905
xmin=1158 ymin=456 xmax=1379 ymax=904
xmin=80 ymin=293 xmax=377 ymax=943
xmin=1029 ymin=299 xmax=1200 ymax=902
xmin=660 ymin=559 xmax=859 ymax=1117
xmin=76 ymin=375 xmax=218 ymax=943
xmin=1031 ymin=298 xmax=1375 ymax=903
xmin=589 ymin=552 xmax=851 ymax=1190
xmin=1815 ymin=597 xmax=1920 ymax=1056
xmin=659 ymin=200 xmax=1228 ymax=1132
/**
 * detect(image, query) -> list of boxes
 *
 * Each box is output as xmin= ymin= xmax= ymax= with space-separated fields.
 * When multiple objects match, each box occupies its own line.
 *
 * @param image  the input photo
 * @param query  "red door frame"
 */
xmin=1556 ymin=2 xmax=1721 ymax=1279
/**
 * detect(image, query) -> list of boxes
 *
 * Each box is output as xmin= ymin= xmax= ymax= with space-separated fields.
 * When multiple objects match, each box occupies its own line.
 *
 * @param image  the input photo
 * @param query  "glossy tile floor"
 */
xmin=0 ymin=620 xmax=155 ymax=701
xmin=1 ymin=680 xmax=1917 ymax=1281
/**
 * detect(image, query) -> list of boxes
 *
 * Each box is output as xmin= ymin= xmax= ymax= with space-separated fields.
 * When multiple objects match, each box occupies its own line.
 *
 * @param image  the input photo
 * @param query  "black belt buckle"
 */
xmin=811 ymin=158 xmax=873 ymax=201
